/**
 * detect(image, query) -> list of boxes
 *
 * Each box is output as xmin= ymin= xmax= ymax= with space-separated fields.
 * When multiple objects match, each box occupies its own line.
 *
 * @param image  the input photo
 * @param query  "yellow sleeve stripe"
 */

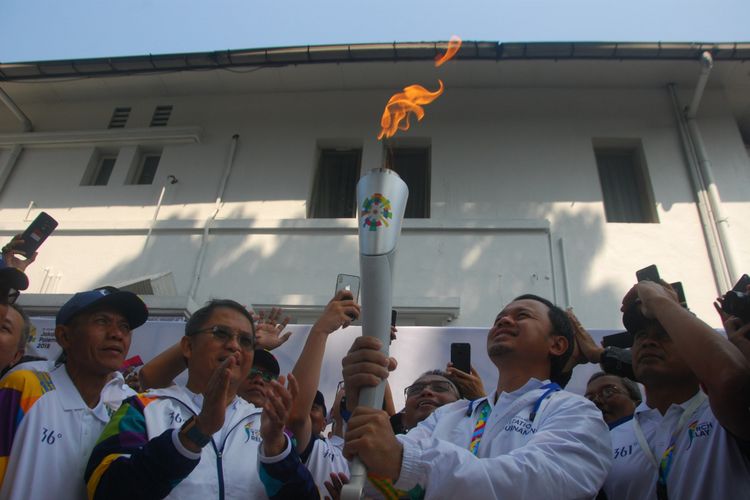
xmin=86 ymin=453 xmax=125 ymax=500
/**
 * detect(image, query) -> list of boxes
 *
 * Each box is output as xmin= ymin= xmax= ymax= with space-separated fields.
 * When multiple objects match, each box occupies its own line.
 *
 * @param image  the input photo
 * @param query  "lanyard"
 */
xmin=468 ymin=382 xmax=561 ymax=456
xmin=631 ymin=393 xmax=706 ymax=488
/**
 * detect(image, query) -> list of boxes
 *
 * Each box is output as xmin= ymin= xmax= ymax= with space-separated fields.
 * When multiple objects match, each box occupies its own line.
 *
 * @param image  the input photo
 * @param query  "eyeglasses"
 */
xmin=191 ymin=325 xmax=255 ymax=351
xmin=404 ymin=380 xmax=456 ymax=398
xmin=584 ymin=385 xmax=623 ymax=403
xmin=249 ymin=367 xmax=277 ymax=382
xmin=1 ymin=288 xmax=19 ymax=306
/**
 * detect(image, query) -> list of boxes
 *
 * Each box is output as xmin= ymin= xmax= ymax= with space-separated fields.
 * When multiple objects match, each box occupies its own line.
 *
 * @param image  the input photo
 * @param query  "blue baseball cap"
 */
xmin=0 ymin=264 xmax=29 ymax=291
xmin=56 ymin=286 xmax=148 ymax=328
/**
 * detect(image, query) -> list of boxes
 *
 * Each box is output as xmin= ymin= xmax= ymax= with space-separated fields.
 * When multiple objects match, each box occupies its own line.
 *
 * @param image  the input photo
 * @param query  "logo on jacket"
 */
xmin=244 ymin=421 xmax=261 ymax=443
xmin=687 ymin=419 xmax=713 ymax=449
xmin=504 ymin=416 xmax=535 ymax=436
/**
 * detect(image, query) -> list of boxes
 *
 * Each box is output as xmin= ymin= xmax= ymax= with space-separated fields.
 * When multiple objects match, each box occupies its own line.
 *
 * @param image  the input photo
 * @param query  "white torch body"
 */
xmin=342 ymin=168 xmax=408 ymax=500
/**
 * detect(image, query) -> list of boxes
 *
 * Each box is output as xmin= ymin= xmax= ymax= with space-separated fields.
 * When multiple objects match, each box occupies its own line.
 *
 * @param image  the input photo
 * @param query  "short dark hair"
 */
xmin=185 ymin=299 xmax=255 ymax=336
xmin=512 ymin=294 xmax=574 ymax=386
xmin=9 ymin=303 xmax=31 ymax=350
xmin=587 ymin=372 xmax=642 ymax=404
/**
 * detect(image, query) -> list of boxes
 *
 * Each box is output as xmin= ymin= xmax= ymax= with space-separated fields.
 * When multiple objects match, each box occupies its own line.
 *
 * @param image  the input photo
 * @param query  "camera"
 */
xmin=722 ymin=274 xmax=750 ymax=322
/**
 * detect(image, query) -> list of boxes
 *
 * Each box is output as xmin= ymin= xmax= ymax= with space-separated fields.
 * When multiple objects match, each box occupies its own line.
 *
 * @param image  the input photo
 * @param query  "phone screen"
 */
xmin=636 ymin=265 xmax=660 ymax=283
xmin=450 ymin=343 xmax=471 ymax=373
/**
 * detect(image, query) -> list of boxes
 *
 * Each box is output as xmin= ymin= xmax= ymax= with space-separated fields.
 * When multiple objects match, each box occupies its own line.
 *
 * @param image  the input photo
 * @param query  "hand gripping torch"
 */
xmin=341 ymin=168 xmax=408 ymax=500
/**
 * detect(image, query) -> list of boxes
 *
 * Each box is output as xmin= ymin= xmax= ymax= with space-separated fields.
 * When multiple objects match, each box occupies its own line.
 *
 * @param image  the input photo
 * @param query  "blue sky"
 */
xmin=2 ymin=0 xmax=748 ymax=62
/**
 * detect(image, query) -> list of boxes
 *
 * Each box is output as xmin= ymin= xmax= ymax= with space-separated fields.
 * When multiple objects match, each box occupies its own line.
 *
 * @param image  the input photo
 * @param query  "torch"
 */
xmin=341 ymin=168 xmax=408 ymax=500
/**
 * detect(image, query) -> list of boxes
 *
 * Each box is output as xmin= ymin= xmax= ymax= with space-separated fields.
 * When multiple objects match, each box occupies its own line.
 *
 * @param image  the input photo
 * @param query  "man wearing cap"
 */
xmin=0 ymin=286 xmax=147 ymax=500
xmin=341 ymin=294 xmax=612 ymax=499
xmin=601 ymin=281 xmax=750 ymax=499
xmin=239 ymin=348 xmax=280 ymax=407
xmin=86 ymin=298 xmax=292 ymax=499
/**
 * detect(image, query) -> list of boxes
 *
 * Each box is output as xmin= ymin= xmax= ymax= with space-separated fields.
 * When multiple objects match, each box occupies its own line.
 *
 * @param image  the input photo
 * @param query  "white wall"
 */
xmin=2 ymin=72 xmax=749 ymax=331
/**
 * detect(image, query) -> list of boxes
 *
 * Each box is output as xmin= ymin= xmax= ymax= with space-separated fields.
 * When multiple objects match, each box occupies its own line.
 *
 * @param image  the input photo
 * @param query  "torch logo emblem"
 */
xmin=361 ymin=193 xmax=393 ymax=231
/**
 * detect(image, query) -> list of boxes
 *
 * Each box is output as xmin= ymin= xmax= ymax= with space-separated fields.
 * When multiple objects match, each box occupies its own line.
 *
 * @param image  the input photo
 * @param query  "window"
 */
xmin=108 ymin=107 xmax=131 ymax=129
xmin=82 ymin=154 xmax=117 ymax=186
xmin=308 ymin=149 xmax=361 ymax=218
xmin=385 ymin=147 xmax=430 ymax=218
xmin=133 ymin=154 xmax=161 ymax=185
xmin=150 ymin=105 xmax=173 ymax=127
xmin=594 ymin=145 xmax=657 ymax=223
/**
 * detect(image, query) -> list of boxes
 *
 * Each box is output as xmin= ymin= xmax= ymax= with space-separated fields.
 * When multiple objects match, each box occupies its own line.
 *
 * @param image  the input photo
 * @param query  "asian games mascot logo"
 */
xmin=361 ymin=193 xmax=393 ymax=231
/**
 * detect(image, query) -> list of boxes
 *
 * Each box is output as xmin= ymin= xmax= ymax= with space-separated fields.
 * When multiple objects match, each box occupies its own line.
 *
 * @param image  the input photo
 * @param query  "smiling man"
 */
xmin=86 ymin=299 xmax=274 ymax=499
xmin=342 ymin=294 xmax=612 ymax=499
xmin=0 ymin=286 xmax=148 ymax=500
xmin=602 ymin=281 xmax=750 ymax=500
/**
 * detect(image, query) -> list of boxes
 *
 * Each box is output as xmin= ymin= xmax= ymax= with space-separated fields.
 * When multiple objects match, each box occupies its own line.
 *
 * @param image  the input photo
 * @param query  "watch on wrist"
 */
xmin=180 ymin=416 xmax=211 ymax=448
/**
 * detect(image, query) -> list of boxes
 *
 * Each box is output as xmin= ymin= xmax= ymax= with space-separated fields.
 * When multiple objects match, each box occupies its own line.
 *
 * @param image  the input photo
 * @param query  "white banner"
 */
xmin=26 ymin=318 xmax=616 ymax=411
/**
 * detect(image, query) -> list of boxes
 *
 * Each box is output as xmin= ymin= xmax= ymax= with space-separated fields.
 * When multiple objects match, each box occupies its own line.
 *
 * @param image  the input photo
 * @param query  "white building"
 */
xmin=1 ymin=40 xmax=748 ymax=332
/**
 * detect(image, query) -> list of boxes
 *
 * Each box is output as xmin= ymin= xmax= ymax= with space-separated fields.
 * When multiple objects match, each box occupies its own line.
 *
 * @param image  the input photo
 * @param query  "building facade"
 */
xmin=1 ymin=41 xmax=748 ymax=329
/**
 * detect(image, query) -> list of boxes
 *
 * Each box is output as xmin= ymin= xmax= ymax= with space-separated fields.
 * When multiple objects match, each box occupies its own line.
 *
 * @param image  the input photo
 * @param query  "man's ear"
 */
xmin=55 ymin=325 xmax=72 ymax=352
xmin=549 ymin=335 xmax=569 ymax=358
xmin=180 ymin=335 xmax=193 ymax=365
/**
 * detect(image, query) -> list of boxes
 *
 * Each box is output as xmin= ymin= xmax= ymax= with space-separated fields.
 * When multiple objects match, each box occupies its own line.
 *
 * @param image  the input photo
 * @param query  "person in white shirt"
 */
xmin=602 ymin=280 xmax=750 ymax=500
xmin=86 ymin=298 xmax=277 ymax=500
xmin=0 ymin=286 xmax=148 ymax=500
xmin=342 ymin=294 xmax=612 ymax=500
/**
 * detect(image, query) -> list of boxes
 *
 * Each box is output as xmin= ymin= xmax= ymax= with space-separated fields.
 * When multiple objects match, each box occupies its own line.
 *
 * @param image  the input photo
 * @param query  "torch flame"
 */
xmin=434 ymin=35 xmax=462 ymax=67
xmin=378 ymin=80 xmax=444 ymax=140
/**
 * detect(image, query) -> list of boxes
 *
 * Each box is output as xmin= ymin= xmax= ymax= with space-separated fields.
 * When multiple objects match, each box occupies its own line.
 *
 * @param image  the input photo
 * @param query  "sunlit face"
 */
xmin=487 ymin=299 xmax=565 ymax=367
xmin=56 ymin=308 xmax=133 ymax=376
xmin=632 ymin=323 xmax=694 ymax=386
xmin=0 ymin=307 xmax=25 ymax=372
xmin=585 ymin=375 xmax=637 ymax=424
xmin=182 ymin=307 xmax=255 ymax=390
xmin=403 ymin=374 xmax=459 ymax=429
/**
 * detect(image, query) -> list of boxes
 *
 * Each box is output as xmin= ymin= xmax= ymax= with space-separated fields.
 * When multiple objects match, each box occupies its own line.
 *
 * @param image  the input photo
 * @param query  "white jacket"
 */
xmin=86 ymin=384 xmax=267 ymax=500
xmin=394 ymin=378 xmax=612 ymax=500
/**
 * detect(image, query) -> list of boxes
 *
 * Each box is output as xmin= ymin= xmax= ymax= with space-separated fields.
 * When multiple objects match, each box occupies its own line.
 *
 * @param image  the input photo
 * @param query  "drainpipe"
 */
xmin=188 ymin=134 xmax=239 ymax=300
xmin=0 ymin=87 xmax=32 ymax=198
xmin=0 ymin=87 xmax=32 ymax=132
xmin=683 ymin=52 xmax=739 ymax=285
xmin=144 ymin=174 xmax=178 ymax=246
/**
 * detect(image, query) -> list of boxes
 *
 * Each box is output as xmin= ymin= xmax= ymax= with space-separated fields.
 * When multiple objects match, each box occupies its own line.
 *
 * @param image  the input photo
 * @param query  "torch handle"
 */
xmin=341 ymin=253 xmax=394 ymax=500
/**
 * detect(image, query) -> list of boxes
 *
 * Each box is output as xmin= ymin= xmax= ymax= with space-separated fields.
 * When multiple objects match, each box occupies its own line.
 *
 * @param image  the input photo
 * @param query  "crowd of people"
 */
xmin=0 ymin=233 xmax=748 ymax=499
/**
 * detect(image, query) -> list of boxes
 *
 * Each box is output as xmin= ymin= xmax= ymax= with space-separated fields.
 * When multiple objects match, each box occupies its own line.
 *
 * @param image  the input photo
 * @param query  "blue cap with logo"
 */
xmin=56 ymin=286 xmax=148 ymax=329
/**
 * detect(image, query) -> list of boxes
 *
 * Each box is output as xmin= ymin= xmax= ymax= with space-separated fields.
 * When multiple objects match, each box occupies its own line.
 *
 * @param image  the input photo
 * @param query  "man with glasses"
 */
xmin=86 ymin=298 xmax=285 ymax=499
xmin=0 ymin=286 xmax=148 ymax=500
xmin=601 ymin=281 xmax=750 ymax=500
xmin=585 ymin=372 xmax=641 ymax=428
xmin=341 ymin=294 xmax=612 ymax=499
xmin=239 ymin=348 xmax=280 ymax=407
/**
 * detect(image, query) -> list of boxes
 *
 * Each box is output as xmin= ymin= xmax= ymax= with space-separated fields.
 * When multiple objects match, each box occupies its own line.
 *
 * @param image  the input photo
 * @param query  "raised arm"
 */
xmin=288 ymin=291 xmax=360 ymax=453
xmin=626 ymin=281 xmax=750 ymax=439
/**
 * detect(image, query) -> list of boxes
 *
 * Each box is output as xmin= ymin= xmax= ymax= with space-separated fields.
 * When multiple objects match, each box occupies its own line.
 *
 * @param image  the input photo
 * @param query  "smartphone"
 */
xmin=636 ymin=265 xmax=660 ymax=283
xmin=391 ymin=309 xmax=398 ymax=327
xmin=670 ymin=282 xmax=687 ymax=308
xmin=335 ymin=274 xmax=360 ymax=301
xmin=16 ymin=212 xmax=57 ymax=256
xmin=731 ymin=274 xmax=750 ymax=292
xmin=450 ymin=343 xmax=471 ymax=373
xmin=601 ymin=331 xmax=633 ymax=349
